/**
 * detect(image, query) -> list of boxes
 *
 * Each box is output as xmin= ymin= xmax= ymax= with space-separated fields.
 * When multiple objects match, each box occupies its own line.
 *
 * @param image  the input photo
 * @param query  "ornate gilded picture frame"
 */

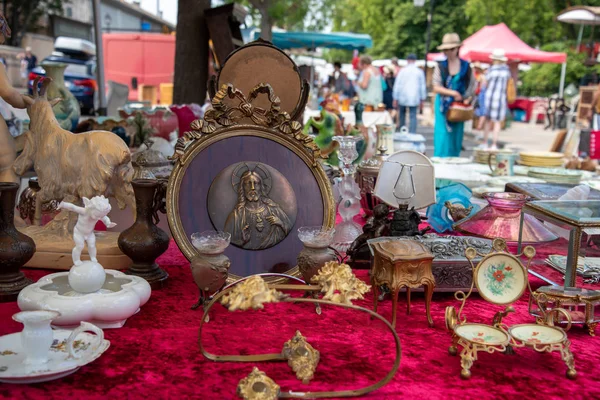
xmin=167 ymin=84 xmax=335 ymax=282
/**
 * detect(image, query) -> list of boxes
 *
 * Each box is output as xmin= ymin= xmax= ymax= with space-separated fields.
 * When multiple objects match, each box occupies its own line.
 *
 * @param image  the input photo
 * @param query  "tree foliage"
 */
xmin=4 ymin=0 xmax=65 ymax=47
xmin=520 ymin=42 xmax=600 ymax=97
xmin=234 ymin=0 xmax=337 ymax=41
xmin=331 ymin=0 xmax=600 ymax=60
xmin=330 ymin=0 xmax=469 ymax=60
xmin=464 ymin=0 xmax=600 ymax=47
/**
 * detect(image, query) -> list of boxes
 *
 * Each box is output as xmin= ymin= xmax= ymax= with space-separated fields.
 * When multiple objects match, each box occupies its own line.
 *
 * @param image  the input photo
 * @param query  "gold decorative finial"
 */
xmin=237 ymin=367 xmax=280 ymax=400
xmin=282 ymin=331 xmax=320 ymax=384
xmin=221 ymin=276 xmax=288 ymax=311
xmin=311 ymin=262 xmax=371 ymax=304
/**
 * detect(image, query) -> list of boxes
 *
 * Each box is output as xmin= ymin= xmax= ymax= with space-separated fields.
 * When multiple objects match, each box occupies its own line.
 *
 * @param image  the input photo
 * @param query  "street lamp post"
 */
xmin=414 ymin=0 xmax=436 ymax=69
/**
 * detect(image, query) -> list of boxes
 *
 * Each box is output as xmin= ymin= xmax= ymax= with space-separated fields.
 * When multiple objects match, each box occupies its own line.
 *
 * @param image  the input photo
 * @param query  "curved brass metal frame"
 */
xmin=207 ymin=39 xmax=310 ymax=122
xmin=198 ymin=272 xmax=401 ymax=399
xmin=167 ymin=84 xmax=336 ymax=283
xmin=445 ymin=238 xmax=577 ymax=380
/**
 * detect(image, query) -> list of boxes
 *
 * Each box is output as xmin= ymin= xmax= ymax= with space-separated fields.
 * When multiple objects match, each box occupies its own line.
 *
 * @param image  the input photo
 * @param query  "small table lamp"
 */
xmin=373 ymin=150 xmax=436 ymax=236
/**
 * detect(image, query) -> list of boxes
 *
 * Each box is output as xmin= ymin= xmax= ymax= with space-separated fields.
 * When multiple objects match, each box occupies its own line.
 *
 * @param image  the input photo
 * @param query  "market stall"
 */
xmin=427 ymin=23 xmax=568 ymax=113
xmin=2 ymin=31 xmax=599 ymax=400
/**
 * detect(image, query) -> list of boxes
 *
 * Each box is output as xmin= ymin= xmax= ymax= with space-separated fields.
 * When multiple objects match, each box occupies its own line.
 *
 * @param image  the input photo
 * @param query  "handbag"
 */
xmin=447 ymin=102 xmax=474 ymax=122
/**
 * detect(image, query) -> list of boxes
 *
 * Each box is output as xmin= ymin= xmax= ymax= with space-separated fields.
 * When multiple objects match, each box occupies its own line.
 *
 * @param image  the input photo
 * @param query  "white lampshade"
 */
xmin=373 ymin=150 xmax=436 ymax=210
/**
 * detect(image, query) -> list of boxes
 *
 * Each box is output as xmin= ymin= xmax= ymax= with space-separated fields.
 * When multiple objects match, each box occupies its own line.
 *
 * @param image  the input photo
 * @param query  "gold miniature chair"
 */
xmin=445 ymin=239 xmax=576 ymax=380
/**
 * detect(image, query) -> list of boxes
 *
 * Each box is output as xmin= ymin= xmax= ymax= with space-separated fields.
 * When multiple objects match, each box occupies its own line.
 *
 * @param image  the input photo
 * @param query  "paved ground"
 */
xmin=415 ymin=106 xmax=557 ymax=156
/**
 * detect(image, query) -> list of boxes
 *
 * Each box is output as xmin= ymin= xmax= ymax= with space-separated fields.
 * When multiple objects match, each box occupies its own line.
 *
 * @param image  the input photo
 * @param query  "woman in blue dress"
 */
xmin=432 ymin=33 xmax=476 ymax=157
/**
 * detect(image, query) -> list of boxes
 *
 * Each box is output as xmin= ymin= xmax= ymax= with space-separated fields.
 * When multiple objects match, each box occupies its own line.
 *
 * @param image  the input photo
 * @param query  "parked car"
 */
xmin=28 ymin=56 xmax=97 ymax=115
xmin=27 ymin=37 xmax=97 ymax=115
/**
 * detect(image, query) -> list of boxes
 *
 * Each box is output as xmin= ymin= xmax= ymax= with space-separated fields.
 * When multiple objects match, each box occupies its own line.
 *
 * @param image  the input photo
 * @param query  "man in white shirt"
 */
xmin=393 ymin=54 xmax=427 ymax=133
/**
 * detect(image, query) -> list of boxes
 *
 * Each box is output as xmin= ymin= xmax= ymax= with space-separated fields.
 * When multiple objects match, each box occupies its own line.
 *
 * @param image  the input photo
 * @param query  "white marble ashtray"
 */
xmin=18 ymin=271 xmax=151 ymax=329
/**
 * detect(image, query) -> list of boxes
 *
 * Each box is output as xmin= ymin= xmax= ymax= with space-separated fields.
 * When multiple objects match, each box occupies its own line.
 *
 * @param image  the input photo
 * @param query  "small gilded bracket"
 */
xmin=237 ymin=367 xmax=280 ymax=400
xmin=281 ymin=331 xmax=320 ymax=384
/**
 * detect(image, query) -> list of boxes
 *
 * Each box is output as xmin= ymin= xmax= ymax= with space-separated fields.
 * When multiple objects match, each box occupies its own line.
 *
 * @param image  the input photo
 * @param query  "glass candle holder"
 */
xmin=332 ymin=136 xmax=363 ymax=252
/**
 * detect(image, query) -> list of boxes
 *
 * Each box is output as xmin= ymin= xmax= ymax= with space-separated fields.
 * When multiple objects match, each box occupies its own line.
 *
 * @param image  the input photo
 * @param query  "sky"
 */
xmin=124 ymin=0 xmax=178 ymax=25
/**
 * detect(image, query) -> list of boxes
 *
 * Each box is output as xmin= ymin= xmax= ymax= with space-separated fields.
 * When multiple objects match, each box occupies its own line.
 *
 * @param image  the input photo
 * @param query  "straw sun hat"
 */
xmin=437 ymin=33 xmax=461 ymax=50
xmin=490 ymin=48 xmax=508 ymax=62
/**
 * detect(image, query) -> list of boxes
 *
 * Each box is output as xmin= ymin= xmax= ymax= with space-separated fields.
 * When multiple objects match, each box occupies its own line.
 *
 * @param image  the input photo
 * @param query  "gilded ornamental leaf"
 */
xmin=311 ymin=262 xmax=371 ymax=304
xmin=221 ymin=276 xmax=288 ymax=311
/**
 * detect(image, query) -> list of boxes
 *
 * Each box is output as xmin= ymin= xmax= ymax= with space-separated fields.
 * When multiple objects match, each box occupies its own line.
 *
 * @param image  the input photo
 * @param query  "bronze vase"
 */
xmin=118 ymin=179 xmax=170 ymax=289
xmin=0 ymin=182 xmax=34 ymax=302
xmin=297 ymin=227 xmax=337 ymax=284
xmin=190 ymin=231 xmax=231 ymax=310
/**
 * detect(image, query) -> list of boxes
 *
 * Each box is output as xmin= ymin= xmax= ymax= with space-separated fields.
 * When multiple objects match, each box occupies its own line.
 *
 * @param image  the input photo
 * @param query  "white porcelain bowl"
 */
xmin=18 ymin=270 xmax=151 ymax=329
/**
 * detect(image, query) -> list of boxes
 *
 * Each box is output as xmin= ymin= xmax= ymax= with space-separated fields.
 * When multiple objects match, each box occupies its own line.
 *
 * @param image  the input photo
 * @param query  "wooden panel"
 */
xmin=578 ymin=85 xmax=597 ymax=125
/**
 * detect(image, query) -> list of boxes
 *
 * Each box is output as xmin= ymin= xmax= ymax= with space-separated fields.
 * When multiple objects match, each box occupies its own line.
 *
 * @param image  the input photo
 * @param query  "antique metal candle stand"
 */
xmin=198 ymin=262 xmax=401 ymax=399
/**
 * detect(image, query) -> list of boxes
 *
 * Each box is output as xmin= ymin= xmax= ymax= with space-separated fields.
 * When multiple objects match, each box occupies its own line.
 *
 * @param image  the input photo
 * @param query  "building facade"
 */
xmin=53 ymin=0 xmax=175 ymax=41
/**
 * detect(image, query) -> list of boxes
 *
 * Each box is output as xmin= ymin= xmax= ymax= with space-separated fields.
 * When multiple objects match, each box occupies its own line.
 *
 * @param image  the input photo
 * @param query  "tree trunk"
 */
xmin=173 ymin=0 xmax=211 ymax=105
xmin=258 ymin=7 xmax=273 ymax=42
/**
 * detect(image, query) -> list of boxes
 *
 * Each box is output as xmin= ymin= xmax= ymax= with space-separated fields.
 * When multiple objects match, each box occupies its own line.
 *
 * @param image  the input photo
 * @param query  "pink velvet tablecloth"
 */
xmin=0 ymin=235 xmax=598 ymax=399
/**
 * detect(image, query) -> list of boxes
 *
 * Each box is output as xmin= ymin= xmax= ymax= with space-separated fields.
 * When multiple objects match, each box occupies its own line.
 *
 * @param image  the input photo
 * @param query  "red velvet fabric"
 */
xmin=0 ymin=240 xmax=597 ymax=399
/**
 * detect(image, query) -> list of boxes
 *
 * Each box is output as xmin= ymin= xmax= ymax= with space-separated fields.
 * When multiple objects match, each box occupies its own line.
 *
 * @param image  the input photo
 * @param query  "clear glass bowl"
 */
xmin=191 ymin=231 xmax=231 ymax=255
xmin=297 ymin=226 xmax=335 ymax=248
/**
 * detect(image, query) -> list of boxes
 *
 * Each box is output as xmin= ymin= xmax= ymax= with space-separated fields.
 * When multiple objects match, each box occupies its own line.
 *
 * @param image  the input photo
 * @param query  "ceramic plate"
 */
xmin=528 ymin=167 xmax=582 ymax=177
xmin=0 ymin=330 xmax=110 ymax=384
xmin=474 ymin=253 xmax=527 ymax=304
xmin=487 ymin=176 xmax=545 ymax=187
xmin=430 ymin=157 xmax=472 ymax=165
xmin=513 ymin=166 xmax=530 ymax=176
xmin=509 ymin=324 xmax=566 ymax=345
xmin=583 ymin=180 xmax=600 ymax=191
xmin=518 ymin=160 xmax=564 ymax=168
xmin=455 ymin=323 xmax=509 ymax=345
xmin=519 ymin=151 xmax=564 ymax=159
xmin=471 ymin=186 xmax=504 ymax=198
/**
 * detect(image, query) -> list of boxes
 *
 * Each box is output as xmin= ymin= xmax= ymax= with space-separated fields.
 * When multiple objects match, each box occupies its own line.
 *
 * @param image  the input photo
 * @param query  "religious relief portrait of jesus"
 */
xmin=207 ymin=162 xmax=297 ymax=251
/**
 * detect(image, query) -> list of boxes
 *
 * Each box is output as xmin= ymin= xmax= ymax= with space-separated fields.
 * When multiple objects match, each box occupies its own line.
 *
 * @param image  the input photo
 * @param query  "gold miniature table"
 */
xmin=369 ymin=239 xmax=435 ymax=328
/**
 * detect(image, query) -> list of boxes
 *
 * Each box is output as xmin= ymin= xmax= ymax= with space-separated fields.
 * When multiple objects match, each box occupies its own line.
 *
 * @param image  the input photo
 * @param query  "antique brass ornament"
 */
xmin=208 ymin=161 xmax=297 ymax=250
xmin=220 ymin=275 xmax=289 ymax=311
xmin=281 ymin=331 xmax=320 ymax=384
xmin=444 ymin=201 xmax=473 ymax=222
xmin=166 ymin=83 xmax=335 ymax=284
xmin=237 ymin=367 xmax=280 ymax=400
xmin=171 ymin=84 xmax=320 ymax=165
xmin=198 ymin=262 xmax=401 ymax=399
xmin=446 ymin=238 xmax=577 ymax=380
xmin=529 ymin=287 xmax=600 ymax=336
xmin=311 ymin=261 xmax=371 ymax=305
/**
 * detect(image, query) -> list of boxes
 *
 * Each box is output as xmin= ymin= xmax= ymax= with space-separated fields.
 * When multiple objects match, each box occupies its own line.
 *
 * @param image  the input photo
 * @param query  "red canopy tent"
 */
xmin=427 ymin=23 xmax=566 ymax=63
xmin=427 ymin=23 xmax=568 ymax=96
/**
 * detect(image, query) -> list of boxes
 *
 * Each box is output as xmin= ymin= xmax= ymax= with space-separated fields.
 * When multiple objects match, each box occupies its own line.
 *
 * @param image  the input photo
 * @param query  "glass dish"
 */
xmin=191 ymin=231 xmax=231 ymax=255
xmin=454 ymin=193 xmax=558 ymax=243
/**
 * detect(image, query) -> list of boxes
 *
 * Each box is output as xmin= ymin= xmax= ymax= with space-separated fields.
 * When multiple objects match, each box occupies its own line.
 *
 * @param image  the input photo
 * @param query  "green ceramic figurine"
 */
xmin=303 ymin=108 xmax=344 ymax=166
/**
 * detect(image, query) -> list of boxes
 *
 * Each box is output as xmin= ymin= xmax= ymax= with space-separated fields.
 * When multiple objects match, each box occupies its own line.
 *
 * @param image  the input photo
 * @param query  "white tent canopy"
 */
xmin=557 ymin=6 xmax=600 ymax=25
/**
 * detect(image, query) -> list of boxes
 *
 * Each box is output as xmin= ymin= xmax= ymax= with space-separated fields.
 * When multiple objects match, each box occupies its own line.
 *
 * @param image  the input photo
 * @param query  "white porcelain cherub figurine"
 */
xmin=58 ymin=196 xmax=117 ymax=265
